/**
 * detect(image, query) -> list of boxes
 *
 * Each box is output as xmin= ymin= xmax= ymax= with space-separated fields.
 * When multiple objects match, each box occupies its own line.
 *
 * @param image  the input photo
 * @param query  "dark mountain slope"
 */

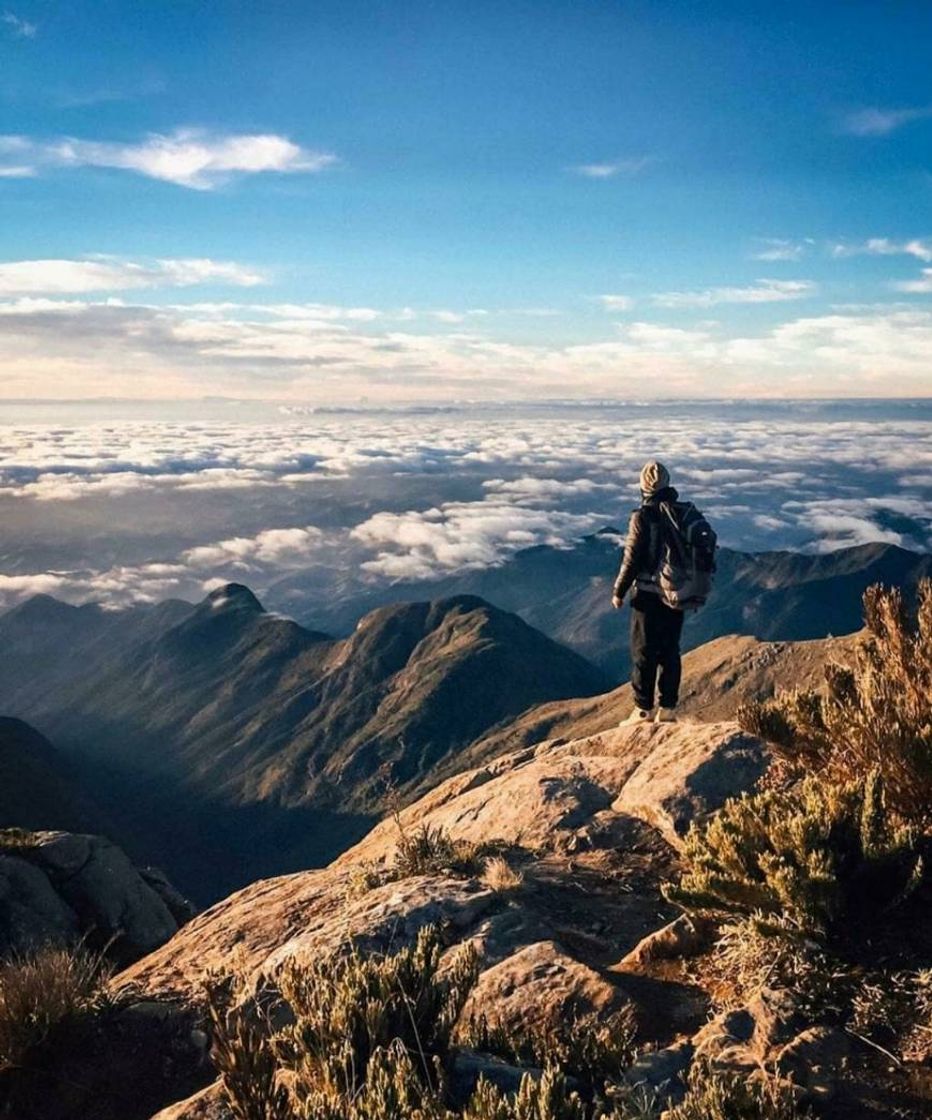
xmin=0 ymin=718 xmax=102 ymax=833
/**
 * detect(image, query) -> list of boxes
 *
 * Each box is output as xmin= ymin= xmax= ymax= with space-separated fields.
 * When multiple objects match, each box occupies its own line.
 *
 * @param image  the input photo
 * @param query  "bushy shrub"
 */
xmin=740 ymin=580 xmax=932 ymax=827
xmin=0 ymin=945 xmax=111 ymax=1072
xmin=665 ymin=771 xmax=922 ymax=941
xmin=464 ymin=1065 xmax=589 ymax=1120
xmin=205 ymin=980 xmax=290 ymax=1120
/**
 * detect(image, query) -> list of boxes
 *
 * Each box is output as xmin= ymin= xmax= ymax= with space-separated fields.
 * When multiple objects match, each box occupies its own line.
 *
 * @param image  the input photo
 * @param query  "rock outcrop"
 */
xmin=0 ymin=830 xmax=194 ymax=965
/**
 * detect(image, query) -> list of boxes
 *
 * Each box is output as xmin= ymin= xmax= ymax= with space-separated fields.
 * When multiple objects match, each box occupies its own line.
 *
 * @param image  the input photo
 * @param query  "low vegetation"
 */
xmin=740 ymin=579 xmax=932 ymax=828
xmin=0 ymin=945 xmax=111 ymax=1073
xmin=342 ymin=819 xmax=510 ymax=901
xmin=663 ymin=1062 xmax=810 ymax=1120
xmin=208 ymin=924 xmax=814 ymax=1120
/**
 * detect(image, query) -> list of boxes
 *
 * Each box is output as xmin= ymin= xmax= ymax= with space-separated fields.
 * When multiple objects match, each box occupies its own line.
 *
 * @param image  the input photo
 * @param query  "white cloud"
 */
xmin=597 ymin=294 xmax=634 ymax=312
xmin=0 ymin=129 xmax=337 ymax=189
xmin=183 ymin=526 xmax=325 ymax=569
xmin=0 ymin=293 xmax=929 ymax=401
xmin=0 ymin=257 xmax=266 ymax=295
xmin=570 ymin=157 xmax=652 ymax=179
xmin=2 ymin=10 xmax=36 ymax=37
xmin=831 ymin=237 xmax=932 ymax=263
xmin=652 ymin=279 xmax=817 ymax=308
xmin=842 ymin=106 xmax=932 ymax=136
xmin=750 ymin=238 xmax=808 ymax=262
xmin=351 ymin=499 xmax=603 ymax=581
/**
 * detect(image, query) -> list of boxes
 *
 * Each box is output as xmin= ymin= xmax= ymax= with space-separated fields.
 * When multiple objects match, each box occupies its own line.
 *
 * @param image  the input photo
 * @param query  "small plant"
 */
xmin=740 ymin=580 xmax=932 ymax=827
xmin=343 ymin=860 xmax=386 ymax=900
xmin=205 ymin=979 xmax=290 ymax=1120
xmin=479 ymin=856 xmax=524 ymax=894
xmin=702 ymin=916 xmax=849 ymax=1017
xmin=0 ymin=945 xmax=111 ymax=1072
xmin=462 ymin=1006 xmax=637 ymax=1085
xmin=463 ymin=1065 xmax=590 ymax=1120
xmin=665 ymin=771 xmax=922 ymax=942
xmin=664 ymin=1061 xmax=810 ymax=1120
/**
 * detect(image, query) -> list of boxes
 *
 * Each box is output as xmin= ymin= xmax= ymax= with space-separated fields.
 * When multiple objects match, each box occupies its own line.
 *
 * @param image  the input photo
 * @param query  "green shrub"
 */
xmin=703 ymin=916 xmax=849 ymax=1017
xmin=665 ymin=771 xmax=922 ymax=941
xmin=0 ymin=945 xmax=111 ymax=1072
xmin=740 ymin=580 xmax=932 ymax=828
xmin=463 ymin=1065 xmax=590 ymax=1120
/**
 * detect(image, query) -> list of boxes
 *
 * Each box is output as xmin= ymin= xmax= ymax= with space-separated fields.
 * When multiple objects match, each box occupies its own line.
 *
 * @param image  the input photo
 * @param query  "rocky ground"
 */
xmin=4 ymin=716 xmax=929 ymax=1119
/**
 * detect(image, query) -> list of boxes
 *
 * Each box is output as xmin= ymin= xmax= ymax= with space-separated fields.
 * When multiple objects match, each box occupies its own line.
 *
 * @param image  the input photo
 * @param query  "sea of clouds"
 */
xmin=0 ymin=400 xmax=928 ymax=613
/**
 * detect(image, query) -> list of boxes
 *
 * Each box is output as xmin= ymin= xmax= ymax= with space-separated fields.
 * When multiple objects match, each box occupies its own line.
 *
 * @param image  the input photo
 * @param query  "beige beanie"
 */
xmin=639 ymin=460 xmax=671 ymax=495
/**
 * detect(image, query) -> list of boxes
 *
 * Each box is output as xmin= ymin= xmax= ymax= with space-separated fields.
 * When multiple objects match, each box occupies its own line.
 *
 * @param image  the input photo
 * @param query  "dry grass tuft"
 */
xmin=0 ymin=945 xmax=111 ymax=1072
xmin=479 ymin=856 xmax=524 ymax=894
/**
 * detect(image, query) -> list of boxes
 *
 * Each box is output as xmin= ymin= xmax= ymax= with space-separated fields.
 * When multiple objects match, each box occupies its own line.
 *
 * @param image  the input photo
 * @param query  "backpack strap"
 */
xmin=659 ymin=501 xmax=689 ymax=566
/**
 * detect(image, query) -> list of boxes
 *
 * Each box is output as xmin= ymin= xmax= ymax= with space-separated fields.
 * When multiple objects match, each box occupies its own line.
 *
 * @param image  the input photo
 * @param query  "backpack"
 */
xmin=655 ymin=501 xmax=717 ymax=610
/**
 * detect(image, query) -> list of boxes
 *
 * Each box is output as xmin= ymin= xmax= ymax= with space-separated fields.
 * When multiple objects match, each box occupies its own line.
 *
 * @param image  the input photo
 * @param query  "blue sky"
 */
xmin=1 ymin=0 xmax=931 ymax=400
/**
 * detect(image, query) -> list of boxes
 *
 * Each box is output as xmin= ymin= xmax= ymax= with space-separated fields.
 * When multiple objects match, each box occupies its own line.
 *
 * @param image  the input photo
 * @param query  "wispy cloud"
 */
xmin=597 ymin=294 xmax=634 ymax=311
xmin=750 ymin=238 xmax=809 ymax=262
xmin=831 ymin=237 xmax=932 ymax=263
xmin=2 ymin=10 xmax=36 ymax=38
xmin=569 ymin=156 xmax=652 ymax=179
xmin=842 ymin=106 xmax=932 ymax=136
xmin=0 ymin=257 xmax=266 ymax=295
xmin=651 ymin=278 xmax=817 ymax=308
xmin=0 ymin=129 xmax=337 ymax=189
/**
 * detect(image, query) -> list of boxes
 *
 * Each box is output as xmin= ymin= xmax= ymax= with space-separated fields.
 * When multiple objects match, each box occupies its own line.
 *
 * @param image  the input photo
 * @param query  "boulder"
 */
xmin=623 ymin=1039 xmax=693 ymax=1097
xmin=459 ymin=939 xmax=633 ymax=1040
xmin=611 ymin=724 xmax=770 ymax=847
xmin=149 ymin=1082 xmax=231 ymax=1120
xmin=0 ymin=831 xmax=191 ymax=964
xmin=338 ymin=721 xmax=769 ymax=866
xmin=774 ymin=1026 xmax=851 ymax=1101
xmin=615 ymin=914 xmax=715 ymax=971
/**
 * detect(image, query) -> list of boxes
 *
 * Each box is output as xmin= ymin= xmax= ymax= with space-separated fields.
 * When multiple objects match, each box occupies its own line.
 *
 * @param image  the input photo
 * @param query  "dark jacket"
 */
xmin=613 ymin=486 xmax=679 ymax=602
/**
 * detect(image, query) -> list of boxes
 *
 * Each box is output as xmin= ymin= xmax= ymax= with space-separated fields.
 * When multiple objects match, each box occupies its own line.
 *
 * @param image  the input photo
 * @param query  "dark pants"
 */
xmin=630 ymin=592 xmax=685 ymax=710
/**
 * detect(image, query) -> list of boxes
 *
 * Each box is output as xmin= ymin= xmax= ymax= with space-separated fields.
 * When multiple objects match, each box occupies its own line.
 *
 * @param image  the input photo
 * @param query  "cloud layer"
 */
xmin=0 ymin=403 xmax=927 ymax=613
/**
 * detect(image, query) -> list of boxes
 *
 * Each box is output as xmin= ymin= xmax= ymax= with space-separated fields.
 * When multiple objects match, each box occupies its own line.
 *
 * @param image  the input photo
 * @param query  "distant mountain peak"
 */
xmin=204 ymin=583 xmax=265 ymax=614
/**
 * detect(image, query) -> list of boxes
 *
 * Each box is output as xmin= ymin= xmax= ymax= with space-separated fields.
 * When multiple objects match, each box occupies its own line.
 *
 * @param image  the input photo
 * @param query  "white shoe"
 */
xmin=621 ymin=707 xmax=654 ymax=725
xmin=655 ymin=707 xmax=678 ymax=723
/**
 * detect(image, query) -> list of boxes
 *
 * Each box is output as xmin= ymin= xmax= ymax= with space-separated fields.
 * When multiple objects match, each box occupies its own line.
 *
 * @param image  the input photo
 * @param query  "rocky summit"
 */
xmin=111 ymin=721 xmax=766 ymax=1115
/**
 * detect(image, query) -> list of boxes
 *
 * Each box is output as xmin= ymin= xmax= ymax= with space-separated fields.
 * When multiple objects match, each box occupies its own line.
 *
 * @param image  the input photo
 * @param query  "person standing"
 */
xmin=612 ymin=461 xmax=714 ymax=724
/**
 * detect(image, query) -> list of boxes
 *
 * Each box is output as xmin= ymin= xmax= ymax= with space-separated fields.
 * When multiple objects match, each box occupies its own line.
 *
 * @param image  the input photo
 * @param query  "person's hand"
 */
xmin=612 ymin=593 xmax=624 ymax=610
